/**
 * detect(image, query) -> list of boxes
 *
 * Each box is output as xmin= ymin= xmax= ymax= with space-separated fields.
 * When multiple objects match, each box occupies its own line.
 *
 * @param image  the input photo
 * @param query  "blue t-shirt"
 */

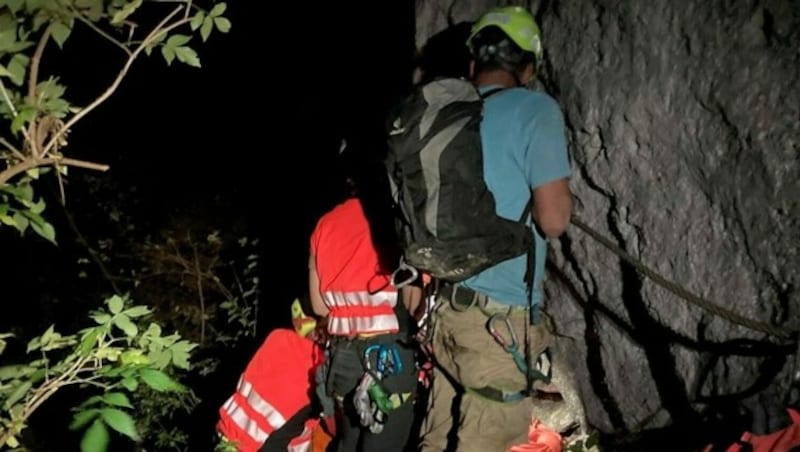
xmin=461 ymin=85 xmax=571 ymax=307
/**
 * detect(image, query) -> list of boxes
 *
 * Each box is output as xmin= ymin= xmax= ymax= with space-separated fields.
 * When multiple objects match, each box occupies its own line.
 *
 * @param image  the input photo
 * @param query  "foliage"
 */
xmin=0 ymin=171 xmax=54 ymax=243
xmin=133 ymin=385 xmax=199 ymax=452
xmin=0 ymin=0 xmax=231 ymax=241
xmin=0 ymin=294 xmax=197 ymax=451
xmin=564 ymin=431 xmax=601 ymax=452
xmin=214 ymin=434 xmax=239 ymax=452
xmin=66 ymin=175 xmax=260 ymax=449
xmin=0 ymin=1 xmax=240 ymax=450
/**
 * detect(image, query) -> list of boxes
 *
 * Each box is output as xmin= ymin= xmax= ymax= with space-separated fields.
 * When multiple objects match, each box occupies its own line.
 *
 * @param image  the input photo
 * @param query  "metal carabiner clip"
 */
xmin=487 ymin=313 xmax=519 ymax=352
xmin=391 ymin=259 xmax=419 ymax=289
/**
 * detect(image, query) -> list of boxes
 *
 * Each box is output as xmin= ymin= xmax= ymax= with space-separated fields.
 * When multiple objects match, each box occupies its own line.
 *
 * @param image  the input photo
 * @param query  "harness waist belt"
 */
xmin=439 ymin=283 xmax=520 ymax=312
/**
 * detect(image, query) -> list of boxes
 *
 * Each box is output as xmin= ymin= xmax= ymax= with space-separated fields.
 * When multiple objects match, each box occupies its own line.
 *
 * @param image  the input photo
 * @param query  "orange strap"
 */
xmin=508 ymin=418 xmax=563 ymax=452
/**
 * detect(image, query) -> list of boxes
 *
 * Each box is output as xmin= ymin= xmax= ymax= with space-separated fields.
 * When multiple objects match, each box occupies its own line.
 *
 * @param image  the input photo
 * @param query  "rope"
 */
xmin=569 ymin=216 xmax=797 ymax=341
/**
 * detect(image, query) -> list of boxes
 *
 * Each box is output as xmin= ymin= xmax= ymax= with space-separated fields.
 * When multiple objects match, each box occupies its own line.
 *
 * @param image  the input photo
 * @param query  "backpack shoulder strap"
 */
xmin=479 ymin=87 xmax=506 ymax=99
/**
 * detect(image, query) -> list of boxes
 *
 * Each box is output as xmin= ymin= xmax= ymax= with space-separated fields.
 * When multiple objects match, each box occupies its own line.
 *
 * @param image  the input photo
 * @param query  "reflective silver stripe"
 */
xmin=328 ymin=313 xmax=399 ymax=336
xmin=287 ymin=424 xmax=313 ymax=452
xmin=288 ymin=439 xmax=311 ymax=452
xmin=222 ymin=396 xmax=269 ymax=443
xmin=324 ymin=290 xmax=399 ymax=335
xmin=323 ymin=290 xmax=397 ymax=307
xmin=237 ymin=377 xmax=287 ymax=430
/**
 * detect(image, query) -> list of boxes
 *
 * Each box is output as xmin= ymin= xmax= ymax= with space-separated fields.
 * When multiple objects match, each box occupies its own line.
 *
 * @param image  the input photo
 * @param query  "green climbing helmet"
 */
xmin=467 ymin=6 xmax=543 ymax=63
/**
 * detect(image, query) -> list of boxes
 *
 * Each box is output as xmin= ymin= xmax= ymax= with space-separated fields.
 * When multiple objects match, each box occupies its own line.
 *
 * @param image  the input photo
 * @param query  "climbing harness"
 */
xmin=353 ymin=342 xmax=412 ymax=433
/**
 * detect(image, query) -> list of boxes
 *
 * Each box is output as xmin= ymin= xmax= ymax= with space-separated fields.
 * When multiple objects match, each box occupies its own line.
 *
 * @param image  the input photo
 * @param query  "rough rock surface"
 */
xmin=415 ymin=0 xmax=799 ymax=447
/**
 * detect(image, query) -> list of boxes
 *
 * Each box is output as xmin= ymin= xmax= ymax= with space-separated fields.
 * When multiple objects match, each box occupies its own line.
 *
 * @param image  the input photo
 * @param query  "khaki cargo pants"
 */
xmin=419 ymin=296 xmax=551 ymax=452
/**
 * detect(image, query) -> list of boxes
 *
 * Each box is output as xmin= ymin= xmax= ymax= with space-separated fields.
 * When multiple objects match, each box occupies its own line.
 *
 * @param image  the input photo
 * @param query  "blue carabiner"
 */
xmin=363 ymin=344 xmax=382 ymax=372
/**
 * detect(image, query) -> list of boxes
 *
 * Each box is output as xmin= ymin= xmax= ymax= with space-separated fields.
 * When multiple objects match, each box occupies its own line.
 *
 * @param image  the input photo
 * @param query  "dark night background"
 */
xmin=1 ymin=1 xmax=418 ymax=450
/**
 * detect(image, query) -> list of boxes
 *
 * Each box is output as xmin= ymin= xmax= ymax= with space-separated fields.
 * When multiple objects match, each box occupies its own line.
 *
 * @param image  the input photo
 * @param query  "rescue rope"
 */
xmin=569 ymin=216 xmax=798 ymax=342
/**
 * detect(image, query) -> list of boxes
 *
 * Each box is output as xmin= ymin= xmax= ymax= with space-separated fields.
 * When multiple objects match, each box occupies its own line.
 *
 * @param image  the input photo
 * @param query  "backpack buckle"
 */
xmin=446 ymin=284 xmax=479 ymax=312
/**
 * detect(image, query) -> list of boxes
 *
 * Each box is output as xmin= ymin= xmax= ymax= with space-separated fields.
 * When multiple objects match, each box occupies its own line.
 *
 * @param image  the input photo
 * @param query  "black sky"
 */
xmin=15 ymin=1 xmax=418 ymax=326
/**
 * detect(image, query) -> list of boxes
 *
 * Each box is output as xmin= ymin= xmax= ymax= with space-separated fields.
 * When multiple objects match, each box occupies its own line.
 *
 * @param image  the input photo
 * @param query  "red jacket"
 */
xmin=217 ymin=328 xmax=324 ymax=451
xmin=310 ymin=198 xmax=399 ymax=337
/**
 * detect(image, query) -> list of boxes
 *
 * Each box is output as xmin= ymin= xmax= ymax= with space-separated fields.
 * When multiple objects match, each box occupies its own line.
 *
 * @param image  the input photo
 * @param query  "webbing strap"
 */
xmin=467 ymin=386 xmax=529 ymax=403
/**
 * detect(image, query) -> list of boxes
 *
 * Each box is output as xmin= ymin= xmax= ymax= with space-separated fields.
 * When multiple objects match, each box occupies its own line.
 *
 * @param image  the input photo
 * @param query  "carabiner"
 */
xmin=363 ymin=344 xmax=382 ymax=372
xmin=391 ymin=259 xmax=419 ymax=289
xmin=487 ymin=313 xmax=518 ymax=352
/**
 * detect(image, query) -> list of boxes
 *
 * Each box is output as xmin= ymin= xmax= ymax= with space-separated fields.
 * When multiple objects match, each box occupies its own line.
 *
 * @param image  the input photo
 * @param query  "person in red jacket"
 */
xmin=216 ymin=298 xmax=332 ymax=452
xmin=308 ymin=144 xmax=423 ymax=452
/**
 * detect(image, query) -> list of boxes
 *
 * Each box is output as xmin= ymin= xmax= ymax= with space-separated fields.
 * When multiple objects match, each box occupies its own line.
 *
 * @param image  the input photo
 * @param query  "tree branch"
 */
xmin=0 ymin=156 xmax=109 ymax=185
xmin=27 ymin=25 xmax=52 ymax=158
xmin=0 ymin=137 xmax=25 ymax=160
xmin=193 ymin=242 xmax=207 ymax=345
xmin=73 ymin=12 xmax=132 ymax=57
xmin=0 ymin=78 xmax=19 ymax=117
xmin=0 ymin=79 xmax=33 ymax=146
xmin=42 ymin=6 xmax=189 ymax=157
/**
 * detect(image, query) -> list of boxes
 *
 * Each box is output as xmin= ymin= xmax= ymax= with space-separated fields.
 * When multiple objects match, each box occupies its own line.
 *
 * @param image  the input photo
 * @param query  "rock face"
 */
xmin=416 ymin=0 xmax=799 ymax=447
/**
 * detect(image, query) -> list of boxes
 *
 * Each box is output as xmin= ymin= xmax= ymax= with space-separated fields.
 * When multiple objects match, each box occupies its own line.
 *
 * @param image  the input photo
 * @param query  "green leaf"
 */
xmin=209 ymin=3 xmax=226 ymax=17
xmin=107 ymin=295 xmax=124 ymax=314
xmin=139 ymin=368 xmax=182 ymax=392
xmin=110 ymin=0 xmax=142 ymax=25
xmin=170 ymin=340 xmax=196 ymax=370
xmin=11 ymin=211 xmax=28 ymax=233
xmin=160 ymin=45 xmax=175 ymax=65
xmin=0 ymin=27 xmax=15 ymax=53
xmin=26 ymin=336 xmax=41 ymax=353
xmin=2 ymin=0 xmax=23 ymax=13
xmin=69 ymin=408 xmax=100 ymax=431
xmin=174 ymin=46 xmax=201 ymax=68
xmin=78 ymin=395 xmax=105 ymax=410
xmin=103 ymin=392 xmax=133 ymax=409
xmin=190 ymin=12 xmax=205 ymax=31
xmin=214 ymin=17 xmax=231 ymax=33
xmin=144 ymin=30 xmax=167 ymax=57
xmin=7 ymin=54 xmax=29 ymax=87
xmin=79 ymin=329 xmax=100 ymax=356
xmin=4 ymin=380 xmax=32 ymax=410
xmin=123 ymin=306 xmax=150 ymax=318
xmin=0 ymin=213 xmax=16 ymax=226
xmin=200 ymin=17 xmax=213 ymax=42
xmin=40 ymin=324 xmax=54 ymax=343
xmin=29 ymin=197 xmax=45 ymax=214
xmin=11 ymin=106 xmax=35 ymax=135
xmin=120 ymin=377 xmax=138 ymax=391
xmin=144 ymin=323 xmax=162 ymax=337
xmin=30 ymin=219 xmax=56 ymax=244
xmin=585 ymin=433 xmax=599 ymax=448
xmin=80 ymin=419 xmax=109 ymax=452
xmin=91 ymin=313 xmax=111 ymax=325
xmin=166 ymin=33 xmax=191 ymax=48
xmin=100 ymin=408 xmax=140 ymax=441
xmin=0 ymin=364 xmax=37 ymax=381
xmin=0 ymin=64 xmax=11 ymax=78
xmin=51 ymin=21 xmax=71 ymax=48
xmin=113 ymin=314 xmax=137 ymax=337
xmin=147 ymin=349 xmax=171 ymax=370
